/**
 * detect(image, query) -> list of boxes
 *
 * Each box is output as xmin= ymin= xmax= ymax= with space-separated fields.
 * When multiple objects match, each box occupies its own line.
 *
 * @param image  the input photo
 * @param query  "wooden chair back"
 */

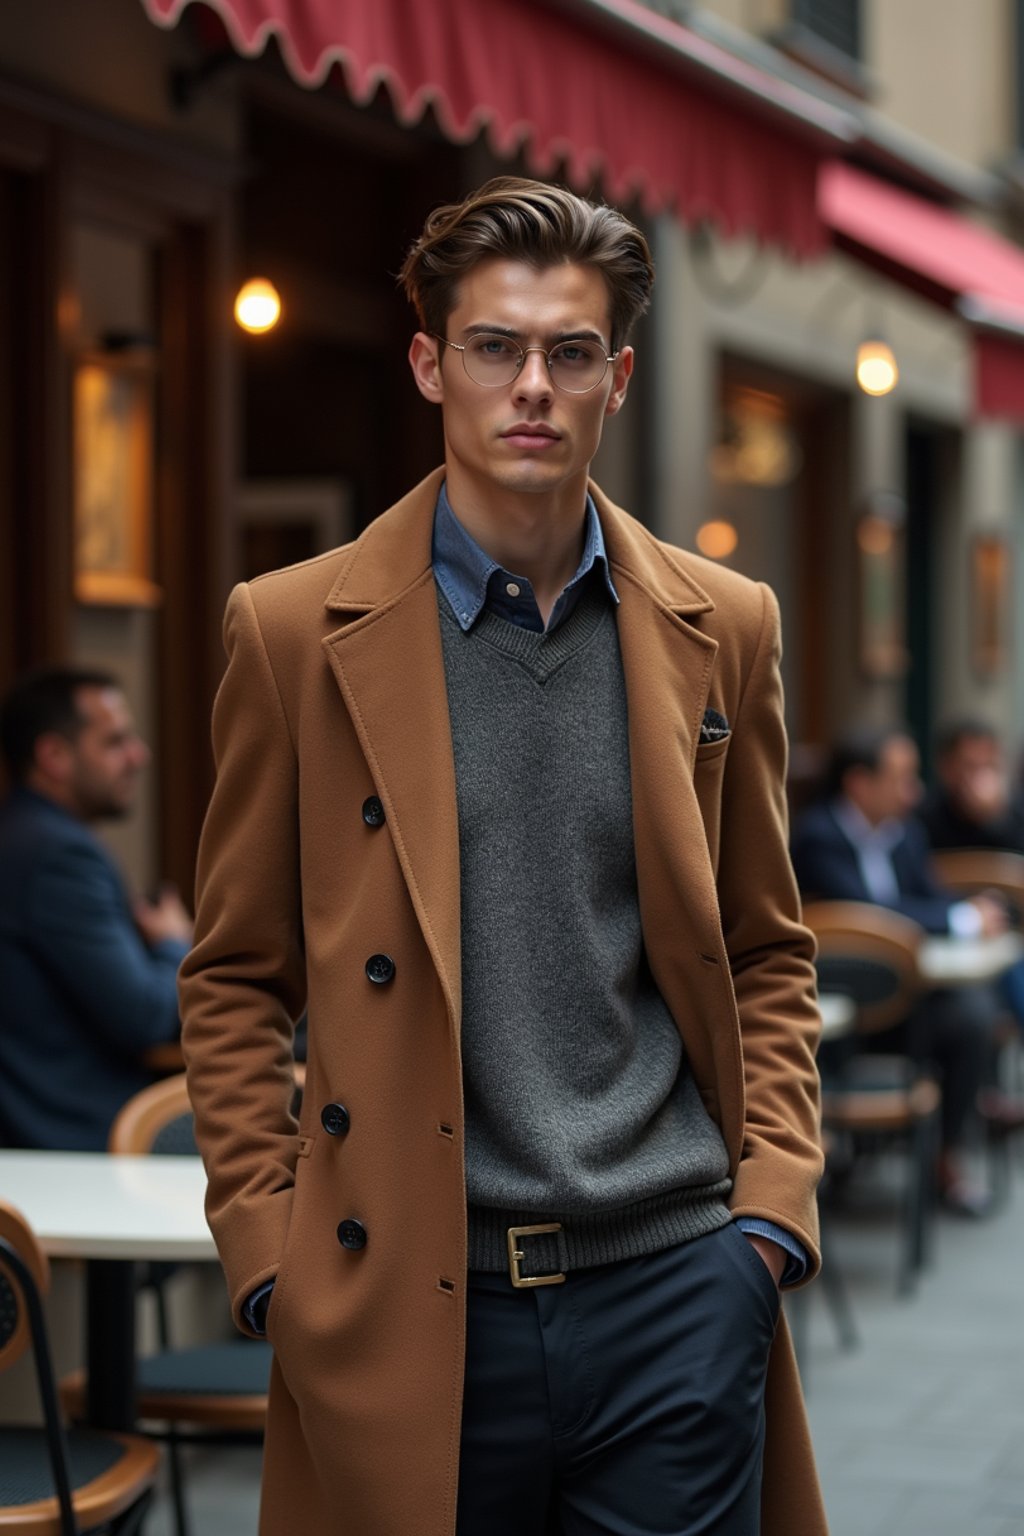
xmin=109 ymin=1073 xmax=196 ymax=1156
xmin=930 ymin=848 xmax=1024 ymax=918
xmin=0 ymin=1202 xmax=50 ymax=1375
xmin=802 ymin=900 xmax=925 ymax=1037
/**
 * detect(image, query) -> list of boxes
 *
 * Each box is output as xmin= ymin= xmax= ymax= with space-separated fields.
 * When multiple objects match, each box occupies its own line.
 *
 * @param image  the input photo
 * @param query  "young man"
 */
xmin=0 ymin=667 xmax=191 ymax=1149
xmin=181 ymin=178 xmax=825 ymax=1536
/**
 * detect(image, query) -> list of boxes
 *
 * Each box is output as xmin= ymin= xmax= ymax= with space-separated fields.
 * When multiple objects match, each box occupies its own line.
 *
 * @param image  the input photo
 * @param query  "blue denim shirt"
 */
xmin=432 ymin=479 xmax=618 ymax=634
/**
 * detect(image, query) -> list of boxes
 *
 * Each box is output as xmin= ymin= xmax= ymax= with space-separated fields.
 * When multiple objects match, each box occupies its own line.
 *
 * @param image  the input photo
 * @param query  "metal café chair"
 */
xmin=0 ymin=1199 xmax=161 ymax=1535
xmin=802 ymin=900 xmax=942 ymax=1294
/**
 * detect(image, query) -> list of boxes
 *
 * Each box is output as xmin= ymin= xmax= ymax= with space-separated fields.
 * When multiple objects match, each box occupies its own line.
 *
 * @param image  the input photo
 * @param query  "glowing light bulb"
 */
xmin=234 ymin=278 xmax=281 ymax=334
xmin=696 ymin=520 xmax=739 ymax=560
xmin=856 ymin=339 xmax=898 ymax=397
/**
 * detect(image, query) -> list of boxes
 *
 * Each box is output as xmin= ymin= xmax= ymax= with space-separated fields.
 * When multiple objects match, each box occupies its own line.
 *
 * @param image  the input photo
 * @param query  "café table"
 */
xmin=0 ymin=1148 xmax=212 ymax=1431
xmin=818 ymin=991 xmax=856 ymax=1043
xmin=917 ymin=930 xmax=1024 ymax=987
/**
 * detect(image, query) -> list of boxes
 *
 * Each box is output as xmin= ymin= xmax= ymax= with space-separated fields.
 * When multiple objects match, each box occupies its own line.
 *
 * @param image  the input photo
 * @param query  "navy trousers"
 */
xmin=456 ymin=1223 xmax=779 ymax=1536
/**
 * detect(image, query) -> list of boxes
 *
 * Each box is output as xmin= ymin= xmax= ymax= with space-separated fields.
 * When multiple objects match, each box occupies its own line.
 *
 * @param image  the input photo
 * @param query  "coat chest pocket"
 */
xmin=693 ymin=735 xmax=730 ymax=874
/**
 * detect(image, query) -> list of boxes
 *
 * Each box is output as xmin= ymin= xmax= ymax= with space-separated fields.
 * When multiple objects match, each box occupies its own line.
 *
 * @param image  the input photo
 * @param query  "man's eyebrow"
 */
xmin=460 ymin=323 xmax=609 ymax=346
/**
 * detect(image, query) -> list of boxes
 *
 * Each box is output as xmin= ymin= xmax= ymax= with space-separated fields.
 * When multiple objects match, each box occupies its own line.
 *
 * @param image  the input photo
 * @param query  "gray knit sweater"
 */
xmin=438 ymin=582 xmax=732 ymax=1274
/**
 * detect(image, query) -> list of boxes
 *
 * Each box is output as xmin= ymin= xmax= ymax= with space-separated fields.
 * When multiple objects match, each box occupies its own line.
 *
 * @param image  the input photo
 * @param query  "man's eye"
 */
xmin=554 ymin=343 xmax=594 ymax=365
xmin=475 ymin=336 xmax=516 ymax=357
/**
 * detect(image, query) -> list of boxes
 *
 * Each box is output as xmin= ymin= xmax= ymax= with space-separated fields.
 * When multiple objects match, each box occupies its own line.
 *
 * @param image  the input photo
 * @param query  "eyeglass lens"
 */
xmin=462 ymin=334 xmax=609 ymax=393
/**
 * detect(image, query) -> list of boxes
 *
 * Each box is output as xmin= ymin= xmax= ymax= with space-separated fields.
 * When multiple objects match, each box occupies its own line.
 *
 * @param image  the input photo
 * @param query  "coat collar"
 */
xmin=324 ymin=468 xmax=716 ymax=622
xmin=323 ymin=470 xmax=442 ymax=615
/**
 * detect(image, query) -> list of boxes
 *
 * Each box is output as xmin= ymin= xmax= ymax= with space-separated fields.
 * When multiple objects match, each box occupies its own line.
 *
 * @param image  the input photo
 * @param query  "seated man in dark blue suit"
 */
xmin=791 ymin=724 xmax=1024 ymax=1214
xmin=0 ymin=667 xmax=192 ymax=1151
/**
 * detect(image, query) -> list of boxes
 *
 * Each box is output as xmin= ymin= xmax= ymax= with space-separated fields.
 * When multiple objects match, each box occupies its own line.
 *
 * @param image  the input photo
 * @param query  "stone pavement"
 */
xmin=797 ymin=1150 xmax=1024 ymax=1536
xmin=144 ymin=1155 xmax=1024 ymax=1535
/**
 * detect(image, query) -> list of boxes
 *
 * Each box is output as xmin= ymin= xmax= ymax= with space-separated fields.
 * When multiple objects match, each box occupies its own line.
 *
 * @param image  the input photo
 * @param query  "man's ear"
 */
xmin=604 ymin=346 xmax=634 ymax=418
xmin=408 ymin=332 xmax=445 ymax=404
xmin=33 ymin=731 xmax=74 ymax=785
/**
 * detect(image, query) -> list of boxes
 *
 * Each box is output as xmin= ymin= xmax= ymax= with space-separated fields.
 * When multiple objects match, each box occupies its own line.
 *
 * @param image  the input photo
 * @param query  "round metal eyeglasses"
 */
xmin=433 ymin=332 xmax=618 ymax=394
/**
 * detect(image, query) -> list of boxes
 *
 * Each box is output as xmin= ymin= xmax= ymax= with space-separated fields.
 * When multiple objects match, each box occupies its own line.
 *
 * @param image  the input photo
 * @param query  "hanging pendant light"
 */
xmin=234 ymin=278 xmax=282 ymax=334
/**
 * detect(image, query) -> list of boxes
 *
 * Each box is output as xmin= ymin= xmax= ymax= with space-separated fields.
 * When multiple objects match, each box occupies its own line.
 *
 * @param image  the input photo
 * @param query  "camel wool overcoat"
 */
xmin=180 ymin=468 xmax=827 ymax=1536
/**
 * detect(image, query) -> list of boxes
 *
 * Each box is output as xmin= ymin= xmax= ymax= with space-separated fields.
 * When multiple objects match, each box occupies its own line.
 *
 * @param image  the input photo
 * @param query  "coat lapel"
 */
xmin=595 ymin=488 xmax=726 ymax=1093
xmin=321 ymin=472 xmax=462 ymax=1029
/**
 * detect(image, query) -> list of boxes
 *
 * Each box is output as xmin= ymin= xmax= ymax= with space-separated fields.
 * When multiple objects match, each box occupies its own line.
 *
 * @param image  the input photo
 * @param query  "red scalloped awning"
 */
xmin=819 ymin=160 xmax=1024 ymax=425
xmin=139 ymin=0 xmax=857 ymax=258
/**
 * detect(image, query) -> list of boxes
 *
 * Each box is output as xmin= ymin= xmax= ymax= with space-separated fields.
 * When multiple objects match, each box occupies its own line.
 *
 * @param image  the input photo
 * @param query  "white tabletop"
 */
xmin=0 ymin=1150 xmax=215 ymax=1262
xmin=918 ymin=931 xmax=1024 ymax=987
xmin=818 ymin=992 xmax=856 ymax=1041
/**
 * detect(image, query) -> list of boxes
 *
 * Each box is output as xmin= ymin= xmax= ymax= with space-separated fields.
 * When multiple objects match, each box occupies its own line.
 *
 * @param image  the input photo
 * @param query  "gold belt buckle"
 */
xmin=507 ymin=1223 xmax=566 ymax=1288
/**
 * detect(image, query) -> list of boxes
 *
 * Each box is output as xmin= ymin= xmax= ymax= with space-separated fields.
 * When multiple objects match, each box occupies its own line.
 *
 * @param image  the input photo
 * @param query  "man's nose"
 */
xmin=513 ymin=349 xmax=554 ymax=400
xmin=131 ymin=738 xmax=151 ymax=770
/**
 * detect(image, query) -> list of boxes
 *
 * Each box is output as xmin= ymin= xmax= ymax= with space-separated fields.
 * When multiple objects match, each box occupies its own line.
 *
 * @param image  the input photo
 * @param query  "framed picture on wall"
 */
xmin=73 ymin=354 xmax=162 ymax=607
xmin=971 ymin=533 xmax=1010 ymax=677
xmin=236 ymin=480 xmax=352 ymax=583
xmin=856 ymin=492 xmax=909 ymax=680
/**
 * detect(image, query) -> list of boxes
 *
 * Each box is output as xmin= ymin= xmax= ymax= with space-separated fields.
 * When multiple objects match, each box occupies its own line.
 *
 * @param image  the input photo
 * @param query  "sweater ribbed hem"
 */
xmin=467 ymin=1182 xmax=734 ymax=1275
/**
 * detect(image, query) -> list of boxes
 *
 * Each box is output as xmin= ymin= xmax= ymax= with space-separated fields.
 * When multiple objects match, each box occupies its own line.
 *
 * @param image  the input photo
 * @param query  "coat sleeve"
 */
xmin=717 ymin=584 xmax=823 ymax=1280
xmin=27 ymin=839 xmax=184 ymax=1054
xmin=891 ymin=820 xmax=957 ymax=933
xmin=178 ymin=582 xmax=307 ymax=1331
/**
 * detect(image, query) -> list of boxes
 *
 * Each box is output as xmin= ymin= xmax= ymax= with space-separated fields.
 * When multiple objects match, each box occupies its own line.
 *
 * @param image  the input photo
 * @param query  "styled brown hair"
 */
xmin=399 ymin=176 xmax=654 ymax=351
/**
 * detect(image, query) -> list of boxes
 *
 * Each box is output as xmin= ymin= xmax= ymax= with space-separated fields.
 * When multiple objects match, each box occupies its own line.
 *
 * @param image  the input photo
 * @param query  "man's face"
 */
xmin=409 ymin=257 xmax=632 ymax=505
xmin=941 ymin=733 xmax=1003 ymax=800
xmin=849 ymin=735 xmax=923 ymax=826
xmin=59 ymin=686 xmax=150 ymax=821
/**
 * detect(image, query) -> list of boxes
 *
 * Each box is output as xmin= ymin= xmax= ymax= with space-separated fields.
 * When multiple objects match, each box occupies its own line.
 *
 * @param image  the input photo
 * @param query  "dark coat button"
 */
xmin=362 ymin=796 xmax=385 ymax=827
xmin=320 ymin=1102 xmax=350 ymax=1137
xmin=337 ymin=1219 xmax=367 ymax=1251
xmin=365 ymin=953 xmax=395 ymax=985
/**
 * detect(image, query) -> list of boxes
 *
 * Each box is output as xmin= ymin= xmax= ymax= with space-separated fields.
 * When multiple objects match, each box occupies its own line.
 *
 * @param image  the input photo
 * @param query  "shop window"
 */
xmin=792 ymin=0 xmax=861 ymax=62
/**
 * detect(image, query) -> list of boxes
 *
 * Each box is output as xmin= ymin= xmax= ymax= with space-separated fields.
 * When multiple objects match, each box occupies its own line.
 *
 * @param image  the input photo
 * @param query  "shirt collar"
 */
xmin=832 ymin=796 xmax=905 ymax=855
xmin=432 ymin=480 xmax=618 ymax=633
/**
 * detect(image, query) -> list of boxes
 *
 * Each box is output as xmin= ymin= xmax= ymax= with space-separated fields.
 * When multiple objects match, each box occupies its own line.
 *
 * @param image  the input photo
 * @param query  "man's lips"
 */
xmin=500 ymin=424 xmax=561 ymax=446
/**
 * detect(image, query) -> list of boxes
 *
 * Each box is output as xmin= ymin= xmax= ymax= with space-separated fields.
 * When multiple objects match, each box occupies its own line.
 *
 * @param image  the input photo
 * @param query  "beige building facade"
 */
xmin=646 ymin=0 xmax=1024 ymax=780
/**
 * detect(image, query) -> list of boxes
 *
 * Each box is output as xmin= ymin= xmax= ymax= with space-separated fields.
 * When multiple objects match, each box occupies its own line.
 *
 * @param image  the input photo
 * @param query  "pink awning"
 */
xmin=139 ymin=0 xmax=858 ymax=258
xmin=819 ymin=160 xmax=1024 ymax=424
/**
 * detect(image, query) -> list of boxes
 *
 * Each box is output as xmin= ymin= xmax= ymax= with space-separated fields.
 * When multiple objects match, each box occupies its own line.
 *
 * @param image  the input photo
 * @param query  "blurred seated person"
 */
xmin=0 ymin=667 xmax=192 ymax=1151
xmin=921 ymin=719 xmax=1024 ymax=855
xmin=791 ymin=724 xmax=1024 ymax=1214
xmin=922 ymin=719 xmax=1024 ymax=1029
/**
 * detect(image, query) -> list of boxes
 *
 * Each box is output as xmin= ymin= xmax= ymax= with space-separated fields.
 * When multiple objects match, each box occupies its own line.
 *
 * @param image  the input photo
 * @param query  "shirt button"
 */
xmin=362 ymin=796 xmax=385 ymax=827
xmin=365 ymin=953 xmax=396 ymax=985
xmin=337 ymin=1219 xmax=367 ymax=1251
xmin=505 ymin=582 xmax=521 ymax=598
xmin=320 ymin=1102 xmax=350 ymax=1137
